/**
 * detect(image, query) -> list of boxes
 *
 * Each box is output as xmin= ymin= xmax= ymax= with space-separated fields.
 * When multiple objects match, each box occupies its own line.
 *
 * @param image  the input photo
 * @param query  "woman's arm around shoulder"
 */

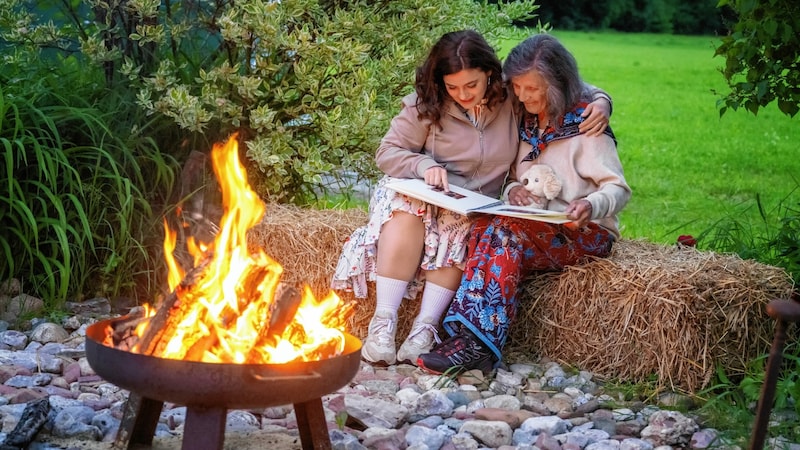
xmin=580 ymin=83 xmax=613 ymax=136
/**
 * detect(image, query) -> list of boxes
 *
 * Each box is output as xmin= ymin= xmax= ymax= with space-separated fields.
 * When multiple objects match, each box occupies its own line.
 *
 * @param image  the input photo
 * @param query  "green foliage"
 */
xmin=1 ymin=0 xmax=542 ymax=205
xmin=596 ymin=375 xmax=664 ymax=404
xmin=693 ymin=189 xmax=800 ymax=443
xmin=528 ymin=0 xmax=728 ymax=35
xmin=607 ymin=0 xmax=677 ymax=33
xmin=0 ymin=60 xmax=180 ymax=309
xmin=698 ymin=344 xmax=800 ymax=443
xmin=698 ymin=192 xmax=800 ymax=284
xmin=431 ymin=366 xmax=468 ymax=389
xmin=714 ymin=0 xmax=800 ymax=117
xmin=672 ymin=0 xmax=731 ymax=35
xmin=334 ymin=410 xmax=348 ymax=430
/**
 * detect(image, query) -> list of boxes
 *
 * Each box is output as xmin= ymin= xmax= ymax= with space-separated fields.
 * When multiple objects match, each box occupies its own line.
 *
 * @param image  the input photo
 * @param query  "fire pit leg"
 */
xmin=115 ymin=393 xmax=164 ymax=449
xmin=180 ymin=406 xmax=227 ymax=450
xmin=750 ymin=295 xmax=800 ymax=450
xmin=294 ymin=397 xmax=331 ymax=450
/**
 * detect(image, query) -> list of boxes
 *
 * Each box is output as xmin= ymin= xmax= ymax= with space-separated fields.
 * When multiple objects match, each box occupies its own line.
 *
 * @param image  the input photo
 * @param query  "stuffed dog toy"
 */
xmin=518 ymin=164 xmax=562 ymax=209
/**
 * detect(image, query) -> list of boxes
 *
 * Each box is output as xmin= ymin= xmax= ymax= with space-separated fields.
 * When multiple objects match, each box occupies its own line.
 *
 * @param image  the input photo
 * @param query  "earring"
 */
xmin=488 ymin=76 xmax=491 ymax=86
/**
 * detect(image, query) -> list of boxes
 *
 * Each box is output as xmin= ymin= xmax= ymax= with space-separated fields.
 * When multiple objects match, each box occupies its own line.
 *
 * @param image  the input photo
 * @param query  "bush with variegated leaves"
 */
xmin=2 ymin=0 xmax=544 ymax=204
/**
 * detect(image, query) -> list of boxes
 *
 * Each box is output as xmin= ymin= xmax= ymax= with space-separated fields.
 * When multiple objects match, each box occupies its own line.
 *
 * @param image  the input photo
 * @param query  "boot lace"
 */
xmin=407 ymin=321 xmax=442 ymax=346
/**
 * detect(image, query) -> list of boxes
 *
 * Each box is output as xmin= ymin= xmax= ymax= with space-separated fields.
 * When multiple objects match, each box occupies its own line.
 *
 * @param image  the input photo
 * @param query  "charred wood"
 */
xmin=0 ymin=397 xmax=50 ymax=448
xmin=247 ymin=284 xmax=301 ymax=363
xmin=136 ymin=259 xmax=210 ymax=357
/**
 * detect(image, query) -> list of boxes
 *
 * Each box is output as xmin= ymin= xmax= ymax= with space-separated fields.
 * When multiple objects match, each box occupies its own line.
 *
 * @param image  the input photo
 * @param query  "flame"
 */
xmin=135 ymin=133 xmax=351 ymax=364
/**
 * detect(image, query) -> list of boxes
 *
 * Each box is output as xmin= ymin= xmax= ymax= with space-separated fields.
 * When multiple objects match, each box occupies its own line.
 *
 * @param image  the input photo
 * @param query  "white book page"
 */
xmin=386 ymin=178 xmax=571 ymax=224
xmin=385 ymin=178 xmax=500 ymax=216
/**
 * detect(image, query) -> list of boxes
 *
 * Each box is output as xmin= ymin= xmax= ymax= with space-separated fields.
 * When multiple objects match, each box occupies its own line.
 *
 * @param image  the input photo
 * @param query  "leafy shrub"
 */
xmin=524 ymin=0 xmax=728 ymax=35
xmin=0 ymin=0 xmax=542 ymax=305
xmin=715 ymin=0 xmax=800 ymax=117
xmin=1 ymin=0 xmax=541 ymax=205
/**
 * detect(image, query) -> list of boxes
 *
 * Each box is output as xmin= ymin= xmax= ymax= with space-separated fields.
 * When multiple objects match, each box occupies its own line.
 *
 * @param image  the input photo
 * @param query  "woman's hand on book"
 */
xmin=507 ymin=185 xmax=540 ymax=207
xmin=423 ymin=166 xmax=450 ymax=192
xmin=565 ymin=199 xmax=592 ymax=226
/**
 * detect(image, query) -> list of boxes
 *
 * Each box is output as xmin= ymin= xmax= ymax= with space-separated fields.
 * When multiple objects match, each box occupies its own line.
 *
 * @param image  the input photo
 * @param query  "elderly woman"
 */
xmin=417 ymin=34 xmax=632 ymax=374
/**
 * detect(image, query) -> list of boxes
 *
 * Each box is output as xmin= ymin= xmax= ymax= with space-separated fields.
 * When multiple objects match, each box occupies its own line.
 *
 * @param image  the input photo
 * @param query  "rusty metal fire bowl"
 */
xmin=85 ymin=316 xmax=362 ymax=450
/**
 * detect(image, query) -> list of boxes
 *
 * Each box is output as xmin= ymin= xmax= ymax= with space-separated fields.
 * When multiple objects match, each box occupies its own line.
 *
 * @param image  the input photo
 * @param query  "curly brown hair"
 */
xmin=414 ymin=30 xmax=506 ymax=129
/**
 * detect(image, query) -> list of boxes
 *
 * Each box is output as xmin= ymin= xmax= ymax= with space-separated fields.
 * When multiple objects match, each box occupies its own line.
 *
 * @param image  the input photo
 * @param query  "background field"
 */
xmin=499 ymin=31 xmax=799 ymax=245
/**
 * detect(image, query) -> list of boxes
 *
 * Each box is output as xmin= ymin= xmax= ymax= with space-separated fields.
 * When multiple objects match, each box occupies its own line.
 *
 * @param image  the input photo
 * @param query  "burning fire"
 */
xmin=126 ymin=134 xmax=353 ymax=364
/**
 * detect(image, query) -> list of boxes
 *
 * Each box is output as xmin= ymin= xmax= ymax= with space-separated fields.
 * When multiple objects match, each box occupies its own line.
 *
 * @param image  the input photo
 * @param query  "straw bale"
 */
xmin=246 ymin=204 xmax=367 ymax=298
xmin=248 ymin=206 xmax=795 ymax=393
xmin=512 ymin=239 xmax=794 ymax=392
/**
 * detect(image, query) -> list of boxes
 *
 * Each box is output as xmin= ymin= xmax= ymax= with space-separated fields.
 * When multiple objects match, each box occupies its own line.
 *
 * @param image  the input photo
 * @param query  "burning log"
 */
xmin=103 ymin=309 xmax=148 ymax=351
xmin=128 ymin=257 xmax=316 ymax=364
xmin=320 ymin=298 xmax=357 ymax=331
xmin=260 ymin=283 xmax=303 ymax=344
xmin=135 ymin=260 xmax=212 ymax=357
xmin=134 ymin=262 xmax=296 ymax=362
xmin=247 ymin=283 xmax=302 ymax=363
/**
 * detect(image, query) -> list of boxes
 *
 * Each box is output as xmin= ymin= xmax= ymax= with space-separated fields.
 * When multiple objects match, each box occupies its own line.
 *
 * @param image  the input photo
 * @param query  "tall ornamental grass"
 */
xmin=1 ymin=65 xmax=179 ymax=310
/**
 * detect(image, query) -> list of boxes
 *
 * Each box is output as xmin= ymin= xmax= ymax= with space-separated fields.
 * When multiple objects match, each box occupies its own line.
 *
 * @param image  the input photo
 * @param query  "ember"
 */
xmin=105 ymin=133 xmax=354 ymax=364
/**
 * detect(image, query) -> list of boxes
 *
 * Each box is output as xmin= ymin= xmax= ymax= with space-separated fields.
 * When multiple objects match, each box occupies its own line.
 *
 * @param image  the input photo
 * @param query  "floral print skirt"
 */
xmin=331 ymin=176 xmax=473 ymax=299
xmin=442 ymin=215 xmax=615 ymax=361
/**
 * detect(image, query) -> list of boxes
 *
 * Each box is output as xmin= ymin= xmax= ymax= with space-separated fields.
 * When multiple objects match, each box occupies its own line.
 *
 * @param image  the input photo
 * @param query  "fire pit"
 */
xmin=83 ymin=134 xmax=362 ymax=450
xmin=86 ymin=317 xmax=361 ymax=450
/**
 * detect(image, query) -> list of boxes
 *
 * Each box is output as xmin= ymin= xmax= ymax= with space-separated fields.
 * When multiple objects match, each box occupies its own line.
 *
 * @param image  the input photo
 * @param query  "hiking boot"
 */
xmin=396 ymin=316 xmax=441 ymax=365
xmin=361 ymin=311 xmax=398 ymax=365
xmin=416 ymin=329 xmax=495 ymax=375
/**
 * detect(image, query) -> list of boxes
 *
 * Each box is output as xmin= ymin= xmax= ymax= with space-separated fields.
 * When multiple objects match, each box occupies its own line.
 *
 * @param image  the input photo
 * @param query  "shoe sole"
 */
xmin=363 ymin=357 xmax=392 ymax=367
xmin=361 ymin=348 xmax=396 ymax=366
xmin=417 ymin=357 xmax=495 ymax=376
xmin=416 ymin=357 xmax=452 ymax=375
xmin=417 ymin=364 xmax=443 ymax=375
xmin=396 ymin=357 xmax=418 ymax=366
xmin=397 ymin=350 xmax=427 ymax=366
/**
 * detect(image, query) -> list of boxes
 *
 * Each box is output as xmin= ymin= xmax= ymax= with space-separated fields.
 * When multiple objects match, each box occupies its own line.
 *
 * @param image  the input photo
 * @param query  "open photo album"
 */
xmin=386 ymin=178 xmax=571 ymax=224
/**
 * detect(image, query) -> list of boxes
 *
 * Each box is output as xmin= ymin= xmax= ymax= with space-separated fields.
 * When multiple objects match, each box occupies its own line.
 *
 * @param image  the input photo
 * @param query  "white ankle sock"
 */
xmin=375 ymin=275 xmax=407 ymax=316
xmin=417 ymin=282 xmax=456 ymax=322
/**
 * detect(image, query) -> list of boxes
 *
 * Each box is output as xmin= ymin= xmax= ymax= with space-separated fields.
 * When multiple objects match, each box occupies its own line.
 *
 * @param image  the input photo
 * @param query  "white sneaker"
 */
xmin=396 ymin=316 xmax=441 ymax=365
xmin=362 ymin=311 xmax=398 ymax=365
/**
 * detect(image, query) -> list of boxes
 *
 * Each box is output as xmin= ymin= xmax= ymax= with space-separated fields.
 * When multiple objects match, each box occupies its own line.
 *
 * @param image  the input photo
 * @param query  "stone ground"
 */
xmin=38 ymin=431 xmax=303 ymax=449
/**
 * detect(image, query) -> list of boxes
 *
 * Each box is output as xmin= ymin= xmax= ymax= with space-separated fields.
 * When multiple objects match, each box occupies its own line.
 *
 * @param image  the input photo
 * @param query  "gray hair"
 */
xmin=503 ymin=34 xmax=586 ymax=125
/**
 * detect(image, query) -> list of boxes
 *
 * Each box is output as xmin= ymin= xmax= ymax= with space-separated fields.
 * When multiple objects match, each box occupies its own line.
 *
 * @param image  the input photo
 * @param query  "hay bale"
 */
xmin=512 ymin=239 xmax=794 ymax=392
xmin=249 ymin=206 xmax=795 ymax=393
xmin=247 ymin=204 xmax=367 ymax=298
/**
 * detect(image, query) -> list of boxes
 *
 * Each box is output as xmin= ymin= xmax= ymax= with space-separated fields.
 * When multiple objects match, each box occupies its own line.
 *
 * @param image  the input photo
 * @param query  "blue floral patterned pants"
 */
xmin=442 ymin=215 xmax=615 ymax=361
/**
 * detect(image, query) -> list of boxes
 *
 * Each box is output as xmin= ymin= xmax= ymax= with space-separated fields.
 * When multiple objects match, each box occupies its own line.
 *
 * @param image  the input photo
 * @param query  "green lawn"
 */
xmin=500 ymin=31 xmax=800 ymax=245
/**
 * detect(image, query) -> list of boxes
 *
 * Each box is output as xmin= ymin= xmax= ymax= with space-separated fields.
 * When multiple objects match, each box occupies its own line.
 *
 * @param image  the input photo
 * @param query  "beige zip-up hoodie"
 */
xmin=375 ymin=93 xmax=519 ymax=199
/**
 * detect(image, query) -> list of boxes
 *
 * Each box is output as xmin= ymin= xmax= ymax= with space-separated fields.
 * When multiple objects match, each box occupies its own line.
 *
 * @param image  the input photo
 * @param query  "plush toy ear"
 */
xmin=543 ymin=173 xmax=562 ymax=200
